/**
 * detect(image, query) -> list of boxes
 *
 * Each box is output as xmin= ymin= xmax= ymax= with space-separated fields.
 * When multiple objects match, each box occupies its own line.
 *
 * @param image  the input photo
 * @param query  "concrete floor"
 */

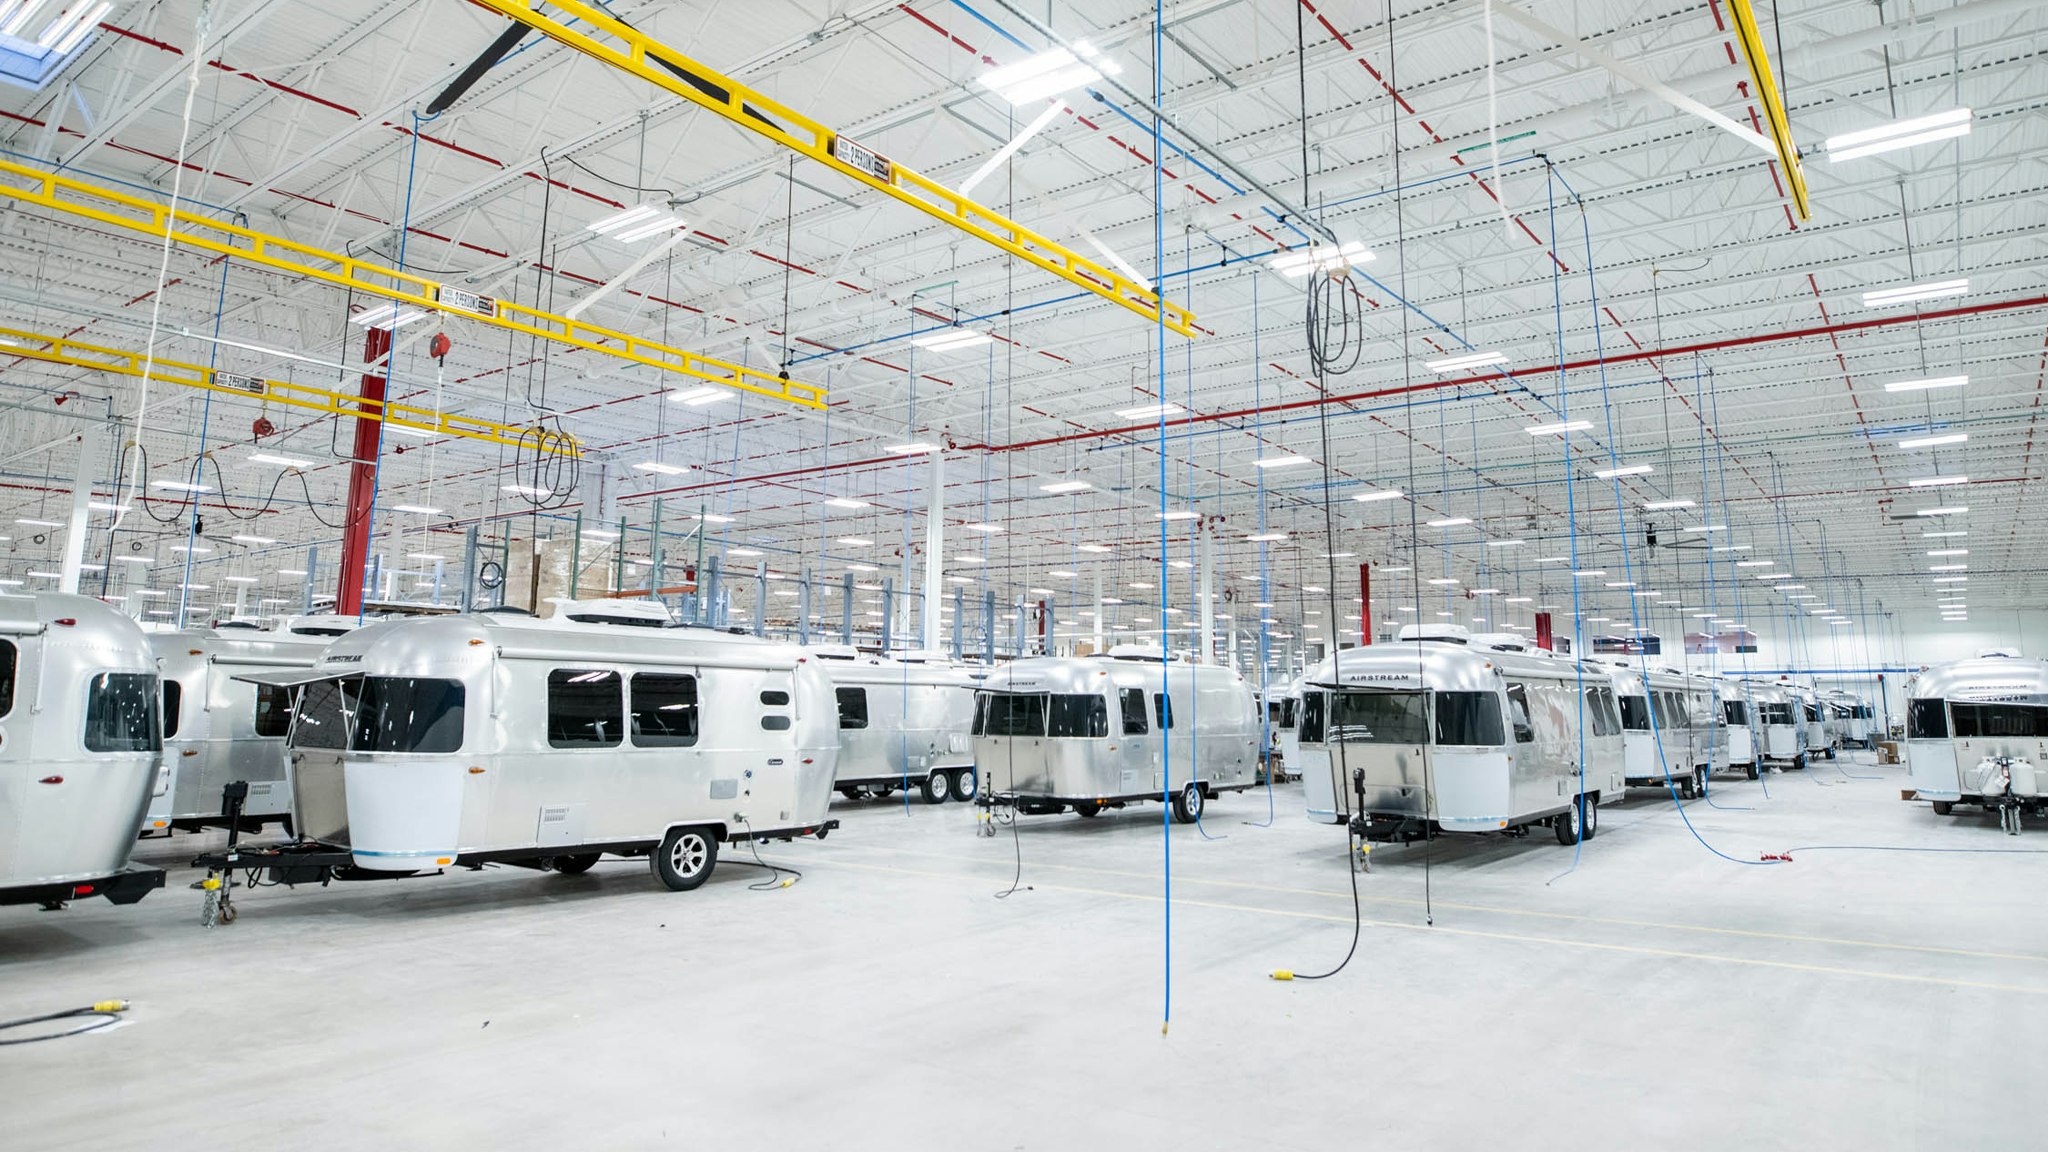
xmin=3 ymin=753 xmax=2045 ymax=1150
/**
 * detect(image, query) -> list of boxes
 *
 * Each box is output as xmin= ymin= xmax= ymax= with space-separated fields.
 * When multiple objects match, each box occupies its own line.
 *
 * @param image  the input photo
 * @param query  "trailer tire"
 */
xmin=1931 ymin=801 xmax=1954 ymax=816
xmin=948 ymin=768 xmax=976 ymax=803
xmin=1746 ymin=764 xmax=1759 ymax=780
xmin=652 ymin=827 xmax=718 ymax=891
xmin=838 ymin=786 xmax=862 ymax=801
xmin=1072 ymin=799 xmax=1102 ymax=818
xmin=1554 ymin=799 xmax=1582 ymax=846
xmin=1693 ymin=767 xmax=1709 ymax=798
xmin=1170 ymin=783 xmax=1204 ymax=824
xmin=1581 ymin=795 xmax=1599 ymax=840
xmin=553 ymin=853 xmax=601 ymax=876
xmin=920 ymin=771 xmax=949 ymax=805
xmin=1677 ymin=774 xmax=1695 ymax=799
xmin=1792 ymin=755 xmax=1807 ymax=770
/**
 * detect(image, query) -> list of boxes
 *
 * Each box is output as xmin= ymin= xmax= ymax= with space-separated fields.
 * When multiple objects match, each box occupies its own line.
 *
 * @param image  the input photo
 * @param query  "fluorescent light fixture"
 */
xmin=953 ymin=556 xmax=985 ymax=565
xmin=349 ymin=303 xmax=428 ymax=330
xmin=845 ymin=563 xmax=880 ymax=573
xmin=964 ymin=523 xmax=1004 ymax=534
xmin=1322 ymin=551 xmax=1356 ymax=559
xmin=88 ymin=501 xmax=126 ymax=512
xmin=1930 ymin=564 xmax=1969 ymax=572
xmin=1473 ymin=588 xmax=1502 ymax=596
xmin=1423 ymin=350 xmax=1508 ymax=374
xmin=886 ymin=442 xmax=942 ymax=455
xmin=1900 ymin=433 xmax=1967 ymax=450
xmin=1534 ymin=556 xmax=1568 ymax=564
xmin=695 ymin=513 xmax=736 ymax=524
xmin=383 ymin=425 xmax=437 ymax=440
xmin=26 ymin=570 xmax=60 ymax=578
xmin=728 ymin=547 xmax=764 ymax=557
xmin=670 ymin=386 xmax=730 ymax=406
xmin=1735 ymin=560 xmax=1773 ymax=568
xmin=179 ymin=583 xmax=210 ymax=591
xmin=1643 ymin=499 xmax=1695 ymax=510
xmin=277 ymin=569 xmax=307 ymax=577
xmin=151 ymin=480 xmax=212 ymax=493
xmin=1486 ymin=539 xmax=1524 ymax=548
xmin=1115 ymin=403 xmax=1184 ymax=421
xmin=248 ymin=453 xmax=312 ymax=468
xmin=1382 ymin=567 xmax=1412 ymax=574
xmin=223 ymin=575 xmax=259 ymax=585
xmin=1268 ymin=241 xmax=1374 ymax=278
xmin=1158 ymin=510 xmax=1200 ymax=521
xmin=1928 ymin=549 xmax=1969 ymax=557
xmin=960 ymin=101 xmax=1068 ymax=197
xmin=408 ymin=553 xmax=445 ymax=562
xmin=823 ymin=497 xmax=870 ymax=510
xmin=170 ymin=545 xmax=211 ymax=555
xmin=1863 ymin=279 xmax=1968 ymax=308
xmin=635 ymin=461 xmax=690 ymax=476
xmin=502 ymin=484 xmax=551 ymax=497
xmin=589 ymin=204 xmax=687 ymax=243
xmin=1428 ymin=578 xmax=1459 ymax=587
xmin=1605 ymin=581 xmax=1636 ymax=589
xmin=231 ymin=534 xmax=278 ymax=545
xmin=836 ymin=537 xmax=873 ymax=547
xmin=1352 ymin=489 xmax=1403 ymax=503
xmin=1684 ymin=524 xmax=1729 ymax=533
xmin=1932 ymin=575 xmax=1969 ymax=583
xmin=1757 ymin=573 xmax=1794 ymax=582
xmin=1595 ymin=464 xmax=1653 ymax=479
xmin=1254 ymin=455 xmax=1312 ymax=469
xmin=910 ymin=329 xmax=993 ymax=353
xmin=1572 ymin=569 xmax=1606 ymax=577
xmin=1924 ymin=530 xmax=1967 ymax=538
xmin=1246 ymin=532 xmax=1288 ymax=542
xmin=1526 ymin=420 xmax=1592 ymax=436
xmin=1883 ymin=375 xmax=1970 ymax=395
xmin=1074 ymin=544 xmax=1112 ymax=553
xmin=1505 ymin=596 xmax=1531 ymax=604
xmin=1826 ymin=108 xmax=1972 ymax=162
xmin=390 ymin=504 xmax=443 ymax=515
xmin=1040 ymin=480 xmax=1093 ymax=494
xmin=1915 ymin=506 xmax=1968 ymax=517
xmin=1048 ymin=570 xmax=1076 ymax=578
xmin=1908 ymin=475 xmax=1966 ymax=487
xmin=113 ymin=556 xmax=151 ymax=565
xmin=1427 ymin=517 xmax=1472 ymax=528
xmin=978 ymin=41 xmax=1122 ymax=105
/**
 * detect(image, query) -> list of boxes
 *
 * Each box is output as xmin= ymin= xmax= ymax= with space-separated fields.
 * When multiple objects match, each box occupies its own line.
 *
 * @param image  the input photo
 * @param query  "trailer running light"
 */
xmin=1595 ymin=464 xmax=1653 ymax=479
xmin=1826 ymin=108 xmax=1972 ymax=162
xmin=1863 ymin=279 xmax=1968 ymax=308
xmin=1899 ymin=433 xmax=1967 ymax=450
xmin=1525 ymin=420 xmax=1592 ymax=436
xmin=1423 ymin=350 xmax=1507 ymax=374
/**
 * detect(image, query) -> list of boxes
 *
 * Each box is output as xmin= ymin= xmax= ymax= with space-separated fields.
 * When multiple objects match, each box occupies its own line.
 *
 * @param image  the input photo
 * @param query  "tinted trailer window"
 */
xmin=1327 ymin=691 xmax=1430 ymax=745
xmin=85 ymin=672 xmax=161 ymax=753
xmin=976 ymin=693 xmax=1047 ymax=737
xmin=351 ymin=677 xmax=466 ymax=754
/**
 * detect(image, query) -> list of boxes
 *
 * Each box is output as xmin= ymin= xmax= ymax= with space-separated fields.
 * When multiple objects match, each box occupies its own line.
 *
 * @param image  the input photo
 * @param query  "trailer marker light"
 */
xmin=38 ymin=776 xmax=62 ymax=784
xmin=469 ymin=766 xmax=485 ymax=774
xmin=54 ymin=617 xmax=74 ymax=626
xmin=436 ymin=858 xmax=453 ymax=866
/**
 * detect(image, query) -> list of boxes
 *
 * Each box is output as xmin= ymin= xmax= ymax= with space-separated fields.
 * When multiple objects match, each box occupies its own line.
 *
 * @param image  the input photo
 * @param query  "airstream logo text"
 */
xmin=324 ymin=654 xmax=364 ymax=664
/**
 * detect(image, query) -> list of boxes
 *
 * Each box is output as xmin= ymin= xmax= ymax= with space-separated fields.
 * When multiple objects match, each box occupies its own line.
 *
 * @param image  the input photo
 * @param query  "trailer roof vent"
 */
xmin=550 ymin=598 xmax=673 ymax=627
xmin=1469 ymin=631 xmax=1532 ymax=653
xmin=285 ymin=614 xmax=363 ymax=637
xmin=1396 ymin=624 xmax=1470 ymax=644
xmin=807 ymin=643 xmax=860 ymax=661
xmin=1976 ymin=646 xmax=2022 ymax=659
xmin=1103 ymin=643 xmax=1168 ymax=662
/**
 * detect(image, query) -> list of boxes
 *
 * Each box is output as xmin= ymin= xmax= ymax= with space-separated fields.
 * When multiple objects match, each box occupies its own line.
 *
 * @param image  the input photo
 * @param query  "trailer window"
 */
xmin=1503 ymin=684 xmax=1535 ymax=744
xmin=977 ymin=693 xmax=1046 ymax=737
xmin=1949 ymin=702 xmax=2048 ymax=739
xmin=1280 ymin=698 xmax=1298 ymax=730
xmin=1905 ymin=699 xmax=1947 ymax=739
xmin=1049 ymin=694 xmax=1109 ymax=738
xmin=1324 ymin=691 xmax=1427 ymax=745
xmin=1154 ymin=692 xmax=1174 ymax=730
xmin=84 ymin=672 xmax=161 ymax=753
xmin=630 ymin=674 xmax=699 ymax=747
xmin=1585 ymin=687 xmax=1621 ymax=738
xmin=291 ymin=677 xmax=356 ymax=749
xmin=1760 ymin=702 xmax=1795 ymax=726
xmin=1432 ymin=691 xmax=1503 ymax=746
xmin=352 ymin=677 xmax=465 ymax=754
xmin=1300 ymin=692 xmax=1324 ymax=743
xmin=547 ymin=669 xmax=623 ymax=748
xmin=1803 ymin=704 xmax=1820 ymax=723
xmin=835 ymin=686 xmax=869 ymax=730
xmin=0 ymin=638 xmax=13 ymax=717
xmin=1722 ymin=699 xmax=1749 ymax=726
xmin=1620 ymin=695 xmax=1649 ymax=731
xmin=254 ymin=683 xmax=295 ymax=738
xmin=161 ymin=680 xmax=183 ymax=740
xmin=1119 ymin=688 xmax=1148 ymax=735
xmin=761 ymin=689 xmax=791 ymax=706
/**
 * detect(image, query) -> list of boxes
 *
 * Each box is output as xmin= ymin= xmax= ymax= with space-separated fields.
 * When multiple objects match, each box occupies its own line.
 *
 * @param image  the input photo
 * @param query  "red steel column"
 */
xmin=1358 ymin=564 xmax=1371 ymax=646
xmin=1535 ymin=611 xmax=1554 ymax=651
xmin=335 ymin=326 xmax=392 ymax=616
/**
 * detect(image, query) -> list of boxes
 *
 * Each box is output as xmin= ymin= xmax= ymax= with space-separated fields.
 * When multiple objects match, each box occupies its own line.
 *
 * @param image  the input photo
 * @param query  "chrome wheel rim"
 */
xmin=669 ymin=834 xmax=708 ymax=877
xmin=1184 ymin=786 xmax=1201 ymax=818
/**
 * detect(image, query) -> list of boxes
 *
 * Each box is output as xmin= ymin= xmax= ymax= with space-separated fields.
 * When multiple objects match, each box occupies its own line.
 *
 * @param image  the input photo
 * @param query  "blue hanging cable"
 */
xmin=1179 ymin=224 xmax=1223 ymax=845
xmin=1689 ymin=351 xmax=1750 ymax=811
xmin=1150 ymin=0 xmax=1176 ymax=1037
xmin=1245 ymin=265 xmax=1276 ymax=828
xmin=1706 ymin=366 xmax=1769 ymax=798
xmin=1545 ymin=168 xmax=1592 ymax=884
xmin=173 ymin=217 xmax=241 ymax=623
xmin=1573 ymin=166 xmax=1779 ymax=867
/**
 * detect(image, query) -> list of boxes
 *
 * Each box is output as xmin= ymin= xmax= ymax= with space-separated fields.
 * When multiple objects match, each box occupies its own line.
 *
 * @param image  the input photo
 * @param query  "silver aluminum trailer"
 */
xmin=1904 ymin=655 xmax=2048 ymax=825
xmin=1608 ymin=662 xmax=1729 ymax=797
xmin=1822 ymin=689 xmax=1875 ymax=748
xmin=1744 ymin=682 xmax=1807 ymax=767
xmin=143 ymin=616 xmax=358 ymax=834
xmin=1300 ymin=627 xmax=1623 ymax=845
xmin=1785 ymin=683 xmax=1832 ymax=758
xmin=0 ymin=594 xmax=166 ymax=910
xmin=811 ymin=646 xmax=978 ymax=804
xmin=1720 ymin=681 xmax=1762 ymax=779
xmin=212 ymin=600 xmax=838 ymax=907
xmin=974 ymin=646 xmax=1258 ymax=822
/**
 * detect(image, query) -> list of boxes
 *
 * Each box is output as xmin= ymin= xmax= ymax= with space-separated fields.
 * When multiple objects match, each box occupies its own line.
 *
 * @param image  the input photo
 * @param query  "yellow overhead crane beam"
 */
xmin=1726 ymin=0 xmax=1809 ymax=222
xmin=0 ymin=157 xmax=824 ymax=410
xmin=0 ymin=323 xmax=581 ymax=455
xmin=466 ymin=0 xmax=1198 ymax=338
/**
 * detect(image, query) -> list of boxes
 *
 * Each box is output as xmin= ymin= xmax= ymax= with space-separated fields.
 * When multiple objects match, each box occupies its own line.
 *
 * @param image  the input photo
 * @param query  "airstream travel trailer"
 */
xmin=1747 ymin=682 xmax=1808 ymax=768
xmin=216 ymin=601 xmax=838 ymax=901
xmin=1784 ymin=682 xmax=1832 ymax=758
xmin=143 ymin=616 xmax=359 ymax=834
xmin=1721 ymin=682 xmax=1761 ymax=779
xmin=973 ymin=646 xmax=1258 ymax=822
xmin=1822 ymin=690 xmax=1875 ymax=749
xmin=1608 ymin=662 xmax=1728 ymax=797
xmin=1299 ymin=628 xmax=1623 ymax=844
xmin=0 ymin=594 xmax=166 ymax=910
xmin=1904 ymin=655 xmax=2048 ymax=826
xmin=811 ymin=646 xmax=977 ymax=803
xmin=1267 ymin=675 xmax=1312 ymax=785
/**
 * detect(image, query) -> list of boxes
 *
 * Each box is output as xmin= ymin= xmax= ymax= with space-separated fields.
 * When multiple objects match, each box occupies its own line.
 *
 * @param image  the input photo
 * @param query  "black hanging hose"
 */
xmin=0 ymin=1001 xmax=129 ymax=1045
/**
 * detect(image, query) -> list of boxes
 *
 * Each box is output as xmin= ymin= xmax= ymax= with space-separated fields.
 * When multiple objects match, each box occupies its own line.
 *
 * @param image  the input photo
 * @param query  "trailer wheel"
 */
xmin=553 ymin=853 xmax=601 ymax=876
xmin=1792 ymin=755 xmax=1807 ymax=770
xmin=1677 ymin=774 xmax=1695 ymax=800
xmin=1580 ymin=795 xmax=1599 ymax=840
xmin=1072 ymin=799 xmax=1102 ymax=818
xmin=1554 ymin=800 xmax=1582 ymax=846
xmin=1693 ymin=767 xmax=1708 ymax=798
xmin=920 ymin=771 xmax=949 ymax=805
xmin=948 ymin=768 xmax=976 ymax=803
xmin=1931 ymin=801 xmax=1954 ymax=816
xmin=837 ymin=786 xmax=862 ymax=801
xmin=652 ymin=827 xmax=718 ymax=892
xmin=1170 ymin=783 xmax=1204 ymax=824
xmin=1746 ymin=764 xmax=1759 ymax=780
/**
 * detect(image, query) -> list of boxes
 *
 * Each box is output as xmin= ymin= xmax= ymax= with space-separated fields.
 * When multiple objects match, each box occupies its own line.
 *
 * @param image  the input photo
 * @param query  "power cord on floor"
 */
xmin=1270 ymin=830 xmax=1365 ymax=982
xmin=992 ymin=794 xmax=1029 ymax=899
xmin=733 ymin=819 xmax=801 ymax=890
xmin=0 ymin=1001 xmax=130 ymax=1045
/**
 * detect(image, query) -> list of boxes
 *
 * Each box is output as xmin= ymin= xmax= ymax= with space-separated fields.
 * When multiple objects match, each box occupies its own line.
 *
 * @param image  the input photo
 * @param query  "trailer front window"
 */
xmin=84 ymin=672 xmax=161 ymax=753
xmin=352 ymin=677 xmax=465 ymax=754
xmin=1723 ymin=700 xmax=1749 ymax=726
xmin=1620 ymin=695 xmax=1650 ymax=731
xmin=291 ymin=677 xmax=356 ymax=749
xmin=1433 ymin=691 xmax=1504 ymax=746
xmin=977 ymin=693 xmax=1046 ymax=737
xmin=254 ymin=683 xmax=295 ymax=738
xmin=1760 ymin=702 xmax=1795 ymax=726
xmin=1905 ymin=698 xmax=1946 ymax=738
xmin=1048 ymin=694 xmax=1108 ymax=738
xmin=1326 ymin=691 xmax=1429 ymax=745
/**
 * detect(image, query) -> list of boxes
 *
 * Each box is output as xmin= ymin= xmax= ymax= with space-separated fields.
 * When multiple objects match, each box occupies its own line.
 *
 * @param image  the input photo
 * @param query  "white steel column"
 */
xmin=1092 ymin=568 xmax=1103 ymax=650
xmin=58 ymin=425 xmax=104 ymax=594
xmin=1198 ymin=519 xmax=1215 ymax=664
xmin=921 ymin=451 xmax=945 ymax=653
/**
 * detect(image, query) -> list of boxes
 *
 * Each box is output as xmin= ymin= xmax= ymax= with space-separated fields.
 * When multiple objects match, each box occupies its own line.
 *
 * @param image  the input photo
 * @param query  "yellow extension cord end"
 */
xmin=91 ymin=1000 xmax=129 ymax=1013
xmin=1270 ymin=970 xmax=1295 ymax=981
xmin=781 ymin=879 xmax=794 ymax=888
xmin=200 ymin=877 xmax=221 ymax=890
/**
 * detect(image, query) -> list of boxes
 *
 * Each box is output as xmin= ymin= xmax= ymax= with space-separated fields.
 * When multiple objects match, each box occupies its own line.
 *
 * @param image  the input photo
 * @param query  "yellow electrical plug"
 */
xmin=200 ymin=876 xmax=221 ymax=891
xmin=1270 ymin=970 xmax=1295 ymax=981
xmin=780 ymin=879 xmax=794 ymax=888
xmin=92 ymin=1000 xmax=130 ymax=1013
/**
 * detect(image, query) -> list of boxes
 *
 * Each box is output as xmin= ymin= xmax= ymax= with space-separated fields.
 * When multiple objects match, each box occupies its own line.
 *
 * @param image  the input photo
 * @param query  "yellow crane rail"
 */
xmin=0 ymin=156 xmax=823 ymax=409
xmin=466 ymin=0 xmax=1197 ymax=338
xmin=0 ymin=323 xmax=582 ymax=455
xmin=1727 ymin=0 xmax=1810 ymax=221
